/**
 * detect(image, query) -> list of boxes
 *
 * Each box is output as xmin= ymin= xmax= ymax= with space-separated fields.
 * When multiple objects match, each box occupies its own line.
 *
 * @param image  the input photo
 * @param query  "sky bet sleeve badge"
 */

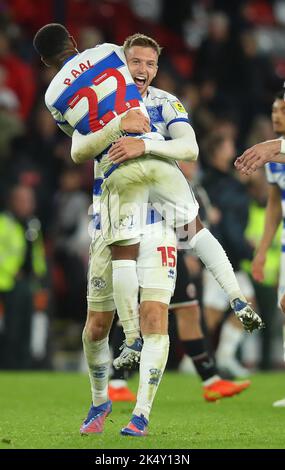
xmin=171 ymin=101 xmax=187 ymax=113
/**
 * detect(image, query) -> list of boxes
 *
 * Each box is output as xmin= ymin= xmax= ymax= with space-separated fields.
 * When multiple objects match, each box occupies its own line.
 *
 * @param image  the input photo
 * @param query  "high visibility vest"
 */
xmin=241 ymin=202 xmax=281 ymax=287
xmin=0 ymin=213 xmax=47 ymax=291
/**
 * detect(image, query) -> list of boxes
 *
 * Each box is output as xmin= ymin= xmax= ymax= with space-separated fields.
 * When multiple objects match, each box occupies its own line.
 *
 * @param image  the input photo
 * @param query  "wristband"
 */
xmin=280 ymin=139 xmax=285 ymax=154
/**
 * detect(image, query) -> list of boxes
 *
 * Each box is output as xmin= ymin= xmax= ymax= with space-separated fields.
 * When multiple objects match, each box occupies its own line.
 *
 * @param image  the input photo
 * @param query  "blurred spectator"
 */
xmin=194 ymin=12 xmax=235 ymax=91
xmin=0 ymin=184 xmax=48 ymax=369
xmin=236 ymin=29 xmax=279 ymax=138
xmin=203 ymin=133 xmax=254 ymax=271
xmin=0 ymin=64 xmax=24 ymax=169
xmin=154 ymin=69 xmax=178 ymax=96
xmin=202 ymin=133 xmax=256 ymax=378
xmin=3 ymin=105 xmax=68 ymax=232
xmin=130 ymin=0 xmax=162 ymax=23
xmin=0 ymin=30 xmax=36 ymax=119
xmin=242 ymin=169 xmax=282 ymax=369
xmin=52 ymin=167 xmax=91 ymax=323
xmin=78 ymin=26 xmax=104 ymax=50
xmin=246 ymin=114 xmax=275 ymax=148
xmin=6 ymin=0 xmax=52 ymax=32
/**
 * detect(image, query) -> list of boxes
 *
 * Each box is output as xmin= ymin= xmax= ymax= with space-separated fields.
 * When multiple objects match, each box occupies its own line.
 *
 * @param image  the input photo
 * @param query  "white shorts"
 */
xmin=100 ymin=156 xmax=199 ymax=245
xmin=87 ymin=222 xmax=177 ymax=312
xmin=203 ymin=269 xmax=255 ymax=311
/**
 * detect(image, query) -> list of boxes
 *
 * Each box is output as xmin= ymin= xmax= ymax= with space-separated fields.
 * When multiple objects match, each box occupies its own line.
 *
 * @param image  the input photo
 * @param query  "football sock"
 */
xmin=82 ymin=331 xmax=110 ymax=406
xmin=110 ymin=323 xmax=128 ymax=381
xmin=183 ymin=338 xmax=219 ymax=382
xmin=133 ymin=334 xmax=169 ymax=420
xmin=109 ymin=379 xmax=127 ymax=388
xmin=189 ymin=228 xmax=246 ymax=303
xmin=112 ymin=260 xmax=140 ymax=345
xmin=216 ymin=322 xmax=244 ymax=363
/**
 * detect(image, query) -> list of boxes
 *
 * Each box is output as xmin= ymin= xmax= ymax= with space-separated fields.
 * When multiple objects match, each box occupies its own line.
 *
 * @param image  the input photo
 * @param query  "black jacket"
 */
xmin=202 ymin=167 xmax=253 ymax=271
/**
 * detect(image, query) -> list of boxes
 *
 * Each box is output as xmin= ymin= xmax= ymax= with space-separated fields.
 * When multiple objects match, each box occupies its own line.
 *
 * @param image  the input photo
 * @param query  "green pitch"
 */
xmin=0 ymin=371 xmax=284 ymax=449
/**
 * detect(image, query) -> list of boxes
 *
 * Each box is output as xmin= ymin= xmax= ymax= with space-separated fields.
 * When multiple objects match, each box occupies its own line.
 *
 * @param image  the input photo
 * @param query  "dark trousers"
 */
xmin=0 ymin=278 xmax=33 ymax=369
xmin=252 ymin=280 xmax=279 ymax=370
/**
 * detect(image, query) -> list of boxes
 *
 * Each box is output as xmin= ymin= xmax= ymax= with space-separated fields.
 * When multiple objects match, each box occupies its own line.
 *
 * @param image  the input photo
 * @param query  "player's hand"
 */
xmin=235 ymin=140 xmax=281 ymax=175
xmin=120 ymin=109 xmax=150 ymax=134
xmin=108 ymin=137 xmax=145 ymax=164
xmin=251 ymin=251 xmax=266 ymax=283
xmin=279 ymin=293 xmax=285 ymax=314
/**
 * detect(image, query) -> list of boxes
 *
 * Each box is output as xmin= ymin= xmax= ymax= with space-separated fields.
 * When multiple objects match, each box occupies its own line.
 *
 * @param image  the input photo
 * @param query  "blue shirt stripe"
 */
xmin=54 ymin=52 xmax=125 ymax=113
xmin=166 ymin=117 xmax=189 ymax=129
xmin=93 ymin=178 xmax=103 ymax=196
xmin=53 ymin=51 xmax=142 ymax=134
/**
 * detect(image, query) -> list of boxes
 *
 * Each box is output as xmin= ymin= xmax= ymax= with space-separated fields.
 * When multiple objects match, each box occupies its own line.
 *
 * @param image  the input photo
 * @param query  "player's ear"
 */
xmin=70 ymin=35 xmax=78 ymax=51
xmin=41 ymin=57 xmax=50 ymax=67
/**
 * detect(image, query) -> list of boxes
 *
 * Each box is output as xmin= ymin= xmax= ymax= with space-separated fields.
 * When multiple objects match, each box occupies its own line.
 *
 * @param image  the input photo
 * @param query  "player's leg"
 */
xmin=80 ymin=309 xmax=114 ymax=434
xmin=203 ymin=270 xmax=251 ymax=378
xmin=111 ymin=242 xmax=141 ymax=349
xmin=216 ymin=271 xmax=256 ymax=377
xmin=100 ymin=161 xmax=148 ymax=350
xmin=110 ymin=239 xmax=143 ymax=370
xmin=186 ymin=217 xmax=263 ymax=332
xmin=121 ymin=295 xmax=170 ymax=437
xmin=272 ymin=261 xmax=285 ymax=407
xmin=108 ymin=320 xmax=136 ymax=402
xmin=175 ymin=303 xmax=218 ymax=382
xmin=171 ymin=251 xmax=218 ymax=383
xmin=280 ymin=294 xmax=285 ymax=314
xmin=172 ymin=252 xmax=250 ymax=400
xmin=145 ymin=158 xmax=263 ymax=332
xmin=82 ymin=309 xmax=114 ymax=406
xmin=80 ymin=236 xmax=116 ymax=434
xmin=203 ymin=268 xmax=229 ymax=339
xmin=121 ymin=222 xmax=176 ymax=436
xmin=175 ymin=303 xmax=250 ymax=400
xmin=216 ymin=314 xmax=251 ymax=378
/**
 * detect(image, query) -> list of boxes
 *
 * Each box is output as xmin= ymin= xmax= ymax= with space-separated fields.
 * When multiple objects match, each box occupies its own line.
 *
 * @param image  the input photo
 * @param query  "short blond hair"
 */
xmin=123 ymin=33 xmax=162 ymax=57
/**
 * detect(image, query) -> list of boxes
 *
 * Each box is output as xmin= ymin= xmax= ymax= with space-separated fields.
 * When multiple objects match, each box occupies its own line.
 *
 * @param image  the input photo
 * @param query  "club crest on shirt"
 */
xmin=91 ymin=277 xmax=106 ymax=290
xmin=148 ymin=368 xmax=162 ymax=386
xmin=114 ymin=214 xmax=135 ymax=231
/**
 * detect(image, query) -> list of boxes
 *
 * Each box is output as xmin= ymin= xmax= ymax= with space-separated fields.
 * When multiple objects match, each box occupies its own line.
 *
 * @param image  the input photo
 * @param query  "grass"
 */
xmin=0 ymin=371 xmax=285 ymax=449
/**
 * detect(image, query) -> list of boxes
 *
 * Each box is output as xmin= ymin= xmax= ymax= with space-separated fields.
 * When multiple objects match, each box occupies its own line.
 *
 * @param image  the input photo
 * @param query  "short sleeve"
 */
xmin=161 ymin=98 xmax=189 ymax=130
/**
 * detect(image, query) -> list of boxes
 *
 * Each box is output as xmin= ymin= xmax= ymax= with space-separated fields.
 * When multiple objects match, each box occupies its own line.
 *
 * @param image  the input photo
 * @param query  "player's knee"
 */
xmin=140 ymin=302 xmax=168 ymax=333
xmin=84 ymin=312 xmax=111 ymax=341
xmin=189 ymin=305 xmax=201 ymax=325
xmin=177 ymin=305 xmax=200 ymax=326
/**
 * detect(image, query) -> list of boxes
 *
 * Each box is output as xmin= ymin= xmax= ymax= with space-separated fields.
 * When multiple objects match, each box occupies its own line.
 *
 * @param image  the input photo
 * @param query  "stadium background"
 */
xmin=0 ymin=0 xmax=285 ymax=450
xmin=0 ymin=0 xmax=284 ymax=371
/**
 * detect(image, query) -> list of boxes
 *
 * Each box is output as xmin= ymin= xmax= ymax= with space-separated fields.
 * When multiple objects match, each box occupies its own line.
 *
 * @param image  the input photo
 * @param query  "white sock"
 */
xmin=82 ymin=330 xmax=110 ymax=406
xmin=203 ymin=375 xmax=221 ymax=386
xmin=112 ymin=260 xmax=140 ymax=345
xmin=109 ymin=379 xmax=127 ymax=388
xmin=189 ymin=228 xmax=246 ymax=303
xmin=133 ymin=334 xmax=169 ymax=420
xmin=216 ymin=322 xmax=244 ymax=362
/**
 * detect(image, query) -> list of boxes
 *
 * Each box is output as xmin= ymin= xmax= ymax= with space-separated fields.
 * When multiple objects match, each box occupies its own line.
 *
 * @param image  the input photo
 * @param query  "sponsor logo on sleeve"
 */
xmin=171 ymin=101 xmax=187 ymax=113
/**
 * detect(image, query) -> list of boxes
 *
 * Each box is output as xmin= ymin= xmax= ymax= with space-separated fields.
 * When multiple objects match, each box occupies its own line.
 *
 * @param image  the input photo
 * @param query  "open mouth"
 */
xmin=134 ymin=76 xmax=147 ymax=88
